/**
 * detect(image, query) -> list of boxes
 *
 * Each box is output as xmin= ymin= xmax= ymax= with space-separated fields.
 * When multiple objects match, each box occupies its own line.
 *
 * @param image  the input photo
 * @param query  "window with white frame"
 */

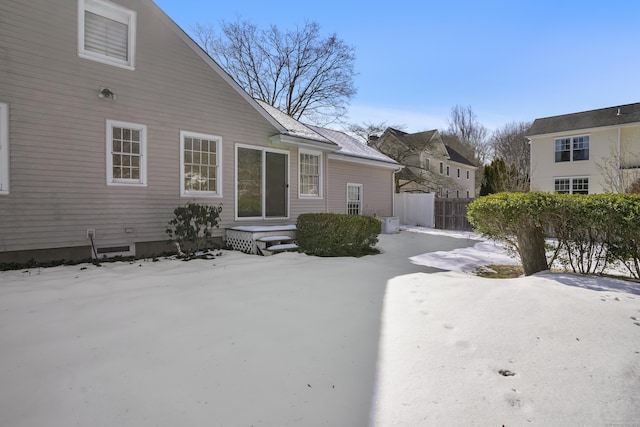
xmin=347 ymin=183 xmax=362 ymax=215
xmin=0 ymin=103 xmax=8 ymax=195
xmin=106 ymin=120 xmax=146 ymax=186
xmin=180 ymin=131 xmax=221 ymax=196
xmin=554 ymin=177 xmax=589 ymax=194
xmin=299 ymin=149 xmax=322 ymax=197
xmin=555 ymin=135 xmax=589 ymax=162
xmin=79 ymin=0 xmax=136 ymax=69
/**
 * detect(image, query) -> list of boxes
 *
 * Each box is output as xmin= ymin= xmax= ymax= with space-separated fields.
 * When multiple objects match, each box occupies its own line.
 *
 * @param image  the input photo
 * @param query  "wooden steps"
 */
xmin=256 ymin=235 xmax=298 ymax=256
xmin=226 ymin=225 xmax=297 ymax=255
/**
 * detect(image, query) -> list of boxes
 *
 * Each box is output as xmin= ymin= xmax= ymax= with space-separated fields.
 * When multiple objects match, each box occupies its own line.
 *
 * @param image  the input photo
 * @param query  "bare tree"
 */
xmin=596 ymin=138 xmax=640 ymax=193
xmin=490 ymin=121 xmax=532 ymax=192
xmin=441 ymin=105 xmax=490 ymax=164
xmin=193 ymin=20 xmax=357 ymax=126
xmin=345 ymin=121 xmax=404 ymax=146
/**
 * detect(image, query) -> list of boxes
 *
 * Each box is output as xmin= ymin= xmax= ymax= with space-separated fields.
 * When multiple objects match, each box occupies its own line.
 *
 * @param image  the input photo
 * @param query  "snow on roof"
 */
xmin=308 ymin=125 xmax=398 ymax=165
xmin=255 ymin=100 xmax=335 ymax=146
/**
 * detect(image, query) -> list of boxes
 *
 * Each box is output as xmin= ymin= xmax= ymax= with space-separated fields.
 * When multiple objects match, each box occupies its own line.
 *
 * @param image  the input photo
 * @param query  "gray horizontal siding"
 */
xmin=0 ymin=0 xmax=281 ymax=253
xmin=327 ymin=160 xmax=394 ymax=217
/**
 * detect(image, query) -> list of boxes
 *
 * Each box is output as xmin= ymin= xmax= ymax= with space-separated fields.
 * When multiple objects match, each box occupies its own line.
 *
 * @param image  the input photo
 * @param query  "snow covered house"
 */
xmin=0 ymin=0 xmax=399 ymax=263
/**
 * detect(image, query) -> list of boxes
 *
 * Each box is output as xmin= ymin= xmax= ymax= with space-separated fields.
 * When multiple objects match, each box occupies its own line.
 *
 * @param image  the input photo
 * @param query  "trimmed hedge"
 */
xmin=468 ymin=192 xmax=640 ymax=277
xmin=297 ymin=213 xmax=381 ymax=257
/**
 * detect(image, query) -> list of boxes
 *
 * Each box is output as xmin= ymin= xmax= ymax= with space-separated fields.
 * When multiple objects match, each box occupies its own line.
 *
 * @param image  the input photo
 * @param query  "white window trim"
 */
xmin=0 ymin=103 xmax=8 ymax=195
xmin=234 ymin=144 xmax=290 ymax=221
xmin=554 ymin=134 xmax=590 ymax=162
xmin=78 ymin=0 xmax=136 ymax=70
xmin=298 ymin=148 xmax=323 ymax=199
xmin=180 ymin=130 xmax=222 ymax=198
xmin=554 ymin=176 xmax=590 ymax=194
xmin=346 ymin=183 xmax=363 ymax=215
xmin=106 ymin=120 xmax=147 ymax=187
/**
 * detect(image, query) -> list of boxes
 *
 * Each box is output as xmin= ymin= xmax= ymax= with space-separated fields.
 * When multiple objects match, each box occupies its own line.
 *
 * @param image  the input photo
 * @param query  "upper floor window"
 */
xmin=180 ymin=131 xmax=222 ymax=197
xmin=0 ymin=103 xmax=8 ymax=195
xmin=555 ymin=135 xmax=589 ymax=162
xmin=106 ymin=120 xmax=146 ymax=186
xmin=457 ymin=168 xmax=460 ymax=178
xmin=554 ymin=177 xmax=589 ymax=194
xmin=446 ymin=165 xmax=450 ymax=176
xmin=299 ymin=149 xmax=322 ymax=198
xmin=79 ymin=0 xmax=136 ymax=69
xmin=439 ymin=162 xmax=444 ymax=174
xmin=466 ymin=170 xmax=470 ymax=179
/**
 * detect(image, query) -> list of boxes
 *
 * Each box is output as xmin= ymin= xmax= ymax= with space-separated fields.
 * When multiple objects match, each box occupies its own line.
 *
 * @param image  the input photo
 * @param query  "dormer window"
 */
xmin=78 ymin=0 xmax=136 ymax=69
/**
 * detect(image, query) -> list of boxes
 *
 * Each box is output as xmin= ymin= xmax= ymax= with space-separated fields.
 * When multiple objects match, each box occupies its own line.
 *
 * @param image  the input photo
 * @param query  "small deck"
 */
xmin=226 ymin=225 xmax=298 ymax=255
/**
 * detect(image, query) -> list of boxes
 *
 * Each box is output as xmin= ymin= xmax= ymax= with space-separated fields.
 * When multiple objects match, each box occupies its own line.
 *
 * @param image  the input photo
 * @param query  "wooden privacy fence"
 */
xmin=434 ymin=198 xmax=474 ymax=231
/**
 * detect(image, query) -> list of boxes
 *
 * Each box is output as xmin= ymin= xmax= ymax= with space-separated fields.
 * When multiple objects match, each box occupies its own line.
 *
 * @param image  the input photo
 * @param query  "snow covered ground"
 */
xmin=0 ymin=228 xmax=638 ymax=426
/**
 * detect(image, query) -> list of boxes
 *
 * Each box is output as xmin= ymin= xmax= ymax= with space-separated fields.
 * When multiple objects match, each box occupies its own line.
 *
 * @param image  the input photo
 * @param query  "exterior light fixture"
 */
xmin=98 ymin=87 xmax=116 ymax=100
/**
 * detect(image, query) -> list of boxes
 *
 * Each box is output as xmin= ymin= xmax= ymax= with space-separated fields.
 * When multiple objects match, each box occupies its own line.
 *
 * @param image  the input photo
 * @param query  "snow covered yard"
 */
xmin=0 ymin=229 xmax=639 ymax=426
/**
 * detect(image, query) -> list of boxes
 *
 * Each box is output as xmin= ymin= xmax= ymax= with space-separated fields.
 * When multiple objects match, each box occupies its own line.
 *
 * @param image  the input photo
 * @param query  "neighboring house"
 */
xmin=372 ymin=128 xmax=477 ymax=198
xmin=528 ymin=102 xmax=640 ymax=194
xmin=0 ymin=0 xmax=398 ymax=263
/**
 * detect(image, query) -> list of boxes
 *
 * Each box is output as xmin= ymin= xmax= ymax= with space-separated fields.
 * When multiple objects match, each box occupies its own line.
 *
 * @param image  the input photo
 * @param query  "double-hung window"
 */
xmin=554 ymin=177 xmax=589 ymax=194
xmin=79 ymin=0 xmax=136 ymax=69
xmin=180 ymin=131 xmax=222 ymax=197
xmin=555 ymin=135 xmax=589 ymax=162
xmin=299 ymin=149 xmax=322 ymax=198
xmin=0 ymin=103 xmax=8 ymax=195
xmin=106 ymin=120 xmax=146 ymax=186
xmin=347 ymin=183 xmax=362 ymax=215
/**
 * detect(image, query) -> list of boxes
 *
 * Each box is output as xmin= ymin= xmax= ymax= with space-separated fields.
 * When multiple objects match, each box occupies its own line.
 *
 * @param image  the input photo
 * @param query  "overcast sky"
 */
xmin=154 ymin=0 xmax=640 ymax=133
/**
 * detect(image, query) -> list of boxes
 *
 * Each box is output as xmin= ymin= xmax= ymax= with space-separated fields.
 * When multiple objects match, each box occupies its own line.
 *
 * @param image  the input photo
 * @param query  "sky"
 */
xmin=153 ymin=0 xmax=640 ymax=133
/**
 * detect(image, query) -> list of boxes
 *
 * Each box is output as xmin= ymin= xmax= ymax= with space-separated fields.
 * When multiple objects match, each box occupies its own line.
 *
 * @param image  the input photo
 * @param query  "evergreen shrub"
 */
xmin=297 ymin=213 xmax=381 ymax=257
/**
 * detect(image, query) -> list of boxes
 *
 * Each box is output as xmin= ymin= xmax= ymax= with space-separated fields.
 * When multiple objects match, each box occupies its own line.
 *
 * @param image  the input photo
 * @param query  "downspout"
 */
xmin=325 ymin=153 xmax=329 ymax=213
xmin=617 ymin=127 xmax=622 ymax=191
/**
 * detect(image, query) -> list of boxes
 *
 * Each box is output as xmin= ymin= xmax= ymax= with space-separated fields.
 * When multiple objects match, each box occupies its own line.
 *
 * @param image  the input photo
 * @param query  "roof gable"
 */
xmin=445 ymin=145 xmax=476 ymax=167
xmin=528 ymin=102 xmax=640 ymax=136
xmin=143 ymin=0 xmax=286 ymax=133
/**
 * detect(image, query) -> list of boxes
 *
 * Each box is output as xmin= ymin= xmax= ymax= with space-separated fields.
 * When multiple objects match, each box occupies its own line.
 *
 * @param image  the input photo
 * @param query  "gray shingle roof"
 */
xmin=255 ymin=100 xmax=336 ymax=146
xmin=528 ymin=102 xmax=640 ymax=136
xmin=307 ymin=126 xmax=398 ymax=165
xmin=444 ymin=145 xmax=476 ymax=167
xmin=255 ymin=100 xmax=397 ymax=166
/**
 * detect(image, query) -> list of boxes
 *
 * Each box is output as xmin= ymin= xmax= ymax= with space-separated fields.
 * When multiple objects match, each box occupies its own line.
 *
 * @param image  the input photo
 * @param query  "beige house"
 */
xmin=0 ymin=0 xmax=398 ymax=263
xmin=372 ymin=128 xmax=477 ymax=198
xmin=528 ymin=102 xmax=640 ymax=194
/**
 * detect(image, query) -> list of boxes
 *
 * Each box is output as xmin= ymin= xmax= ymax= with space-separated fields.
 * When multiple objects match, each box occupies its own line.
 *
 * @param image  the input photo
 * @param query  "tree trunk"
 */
xmin=516 ymin=226 xmax=548 ymax=276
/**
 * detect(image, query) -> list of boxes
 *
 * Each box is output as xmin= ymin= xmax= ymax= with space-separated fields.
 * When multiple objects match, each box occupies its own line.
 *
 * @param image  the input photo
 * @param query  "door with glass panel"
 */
xmin=236 ymin=146 xmax=288 ymax=219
